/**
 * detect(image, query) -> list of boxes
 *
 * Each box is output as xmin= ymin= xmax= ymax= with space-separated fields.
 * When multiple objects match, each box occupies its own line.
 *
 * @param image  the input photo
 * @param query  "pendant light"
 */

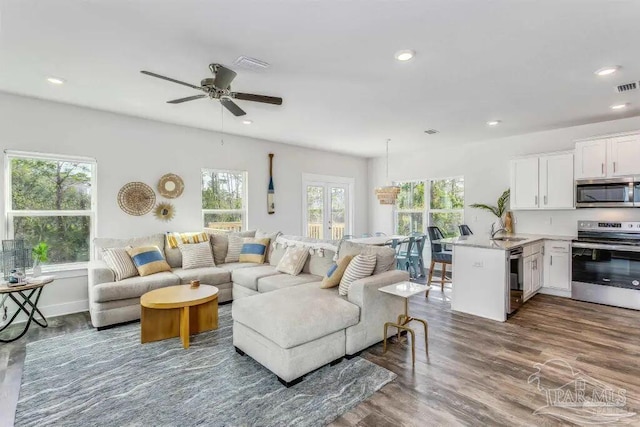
xmin=375 ymin=139 xmax=401 ymax=205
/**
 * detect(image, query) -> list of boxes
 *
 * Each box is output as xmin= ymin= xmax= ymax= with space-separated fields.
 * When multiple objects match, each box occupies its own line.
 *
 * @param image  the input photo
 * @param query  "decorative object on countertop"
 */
xmin=504 ymin=211 xmax=514 ymax=233
xmin=375 ymin=139 xmax=401 ymax=205
xmin=117 ymin=182 xmax=156 ymax=216
xmin=153 ymin=202 xmax=176 ymax=222
xmin=31 ymin=242 xmax=48 ymax=277
xmin=268 ymin=153 xmax=275 ymax=214
xmin=157 ymin=173 xmax=185 ymax=199
xmin=469 ymin=189 xmax=510 ymax=232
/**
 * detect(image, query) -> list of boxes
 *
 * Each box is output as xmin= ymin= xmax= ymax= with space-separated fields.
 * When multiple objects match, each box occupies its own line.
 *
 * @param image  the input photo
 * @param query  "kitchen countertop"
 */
xmin=439 ymin=233 xmax=575 ymax=251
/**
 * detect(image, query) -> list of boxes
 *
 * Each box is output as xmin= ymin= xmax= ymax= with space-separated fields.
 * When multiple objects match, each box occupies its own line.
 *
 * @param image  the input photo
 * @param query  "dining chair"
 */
xmin=458 ymin=224 xmax=473 ymax=236
xmin=361 ymin=233 xmax=372 ymax=238
xmin=426 ymin=226 xmax=452 ymax=292
xmin=409 ymin=234 xmax=426 ymax=278
xmin=395 ymin=237 xmax=417 ymax=278
xmin=383 ymin=238 xmax=399 ymax=249
xmin=374 ymin=232 xmax=387 ymax=237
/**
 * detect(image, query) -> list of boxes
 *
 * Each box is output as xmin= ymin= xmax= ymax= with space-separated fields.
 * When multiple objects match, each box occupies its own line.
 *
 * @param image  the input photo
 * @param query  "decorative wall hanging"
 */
xmin=375 ymin=139 xmax=401 ymax=205
xmin=268 ymin=153 xmax=275 ymax=214
xmin=117 ymin=182 xmax=156 ymax=216
xmin=153 ymin=202 xmax=176 ymax=222
xmin=157 ymin=173 xmax=185 ymax=199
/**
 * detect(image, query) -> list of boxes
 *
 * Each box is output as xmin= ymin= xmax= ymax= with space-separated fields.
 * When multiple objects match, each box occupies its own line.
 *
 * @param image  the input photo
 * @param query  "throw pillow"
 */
xmin=101 ymin=247 xmax=138 ymax=281
xmin=321 ymin=255 xmax=353 ymax=289
xmin=255 ymin=229 xmax=281 ymax=262
xmin=225 ymin=235 xmax=245 ymax=263
xmin=178 ymin=241 xmax=215 ymax=269
xmin=339 ymin=254 xmax=377 ymax=296
xmin=166 ymin=231 xmax=209 ymax=249
xmin=126 ymin=245 xmax=172 ymax=277
xmin=276 ymin=246 xmax=309 ymax=276
xmin=239 ymin=238 xmax=271 ymax=264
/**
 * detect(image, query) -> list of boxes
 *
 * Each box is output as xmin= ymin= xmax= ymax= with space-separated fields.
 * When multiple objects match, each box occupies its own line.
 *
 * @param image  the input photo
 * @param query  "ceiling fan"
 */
xmin=140 ymin=63 xmax=283 ymax=117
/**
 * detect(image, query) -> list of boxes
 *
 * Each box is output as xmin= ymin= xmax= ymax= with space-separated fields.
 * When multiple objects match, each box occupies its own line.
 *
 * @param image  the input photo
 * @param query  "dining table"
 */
xmin=349 ymin=235 xmax=408 ymax=246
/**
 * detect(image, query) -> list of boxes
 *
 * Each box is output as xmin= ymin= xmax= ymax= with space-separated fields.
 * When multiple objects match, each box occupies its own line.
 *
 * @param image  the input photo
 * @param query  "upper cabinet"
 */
xmin=511 ymin=152 xmax=574 ymax=210
xmin=575 ymin=133 xmax=640 ymax=179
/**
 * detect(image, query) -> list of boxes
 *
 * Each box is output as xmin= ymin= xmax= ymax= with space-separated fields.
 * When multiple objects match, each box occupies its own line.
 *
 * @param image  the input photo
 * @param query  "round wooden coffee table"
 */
xmin=140 ymin=285 xmax=218 ymax=349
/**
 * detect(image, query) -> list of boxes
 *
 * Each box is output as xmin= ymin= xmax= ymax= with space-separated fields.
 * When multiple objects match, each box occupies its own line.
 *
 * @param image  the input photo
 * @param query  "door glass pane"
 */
xmin=429 ymin=212 xmax=463 ymax=237
xmin=396 ymin=213 xmax=423 ymax=235
xmin=307 ymin=186 xmax=324 ymax=239
xmin=330 ymin=187 xmax=346 ymax=240
xmin=13 ymin=216 xmax=91 ymax=264
xmin=203 ymin=212 xmax=243 ymax=232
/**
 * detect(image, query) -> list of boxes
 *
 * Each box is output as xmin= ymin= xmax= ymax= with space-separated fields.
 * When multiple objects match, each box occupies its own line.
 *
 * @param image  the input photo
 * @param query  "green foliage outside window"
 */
xmin=202 ymin=170 xmax=246 ymax=229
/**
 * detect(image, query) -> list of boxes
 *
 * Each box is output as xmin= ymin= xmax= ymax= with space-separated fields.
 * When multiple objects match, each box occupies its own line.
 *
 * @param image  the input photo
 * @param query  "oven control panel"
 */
xmin=578 ymin=221 xmax=640 ymax=232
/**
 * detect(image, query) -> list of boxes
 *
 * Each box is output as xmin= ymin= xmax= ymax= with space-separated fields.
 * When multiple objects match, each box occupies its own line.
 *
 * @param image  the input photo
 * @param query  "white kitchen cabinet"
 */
xmin=523 ymin=243 xmax=543 ymax=301
xmin=575 ymin=139 xmax=607 ymax=179
xmin=511 ymin=152 xmax=573 ymax=210
xmin=539 ymin=153 xmax=574 ymax=209
xmin=543 ymin=241 xmax=571 ymax=292
xmin=608 ymin=135 xmax=640 ymax=177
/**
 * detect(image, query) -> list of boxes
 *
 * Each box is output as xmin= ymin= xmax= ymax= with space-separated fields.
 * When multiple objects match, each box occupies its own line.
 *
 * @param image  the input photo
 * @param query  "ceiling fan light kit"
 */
xmin=140 ymin=63 xmax=283 ymax=117
xmin=375 ymin=139 xmax=401 ymax=205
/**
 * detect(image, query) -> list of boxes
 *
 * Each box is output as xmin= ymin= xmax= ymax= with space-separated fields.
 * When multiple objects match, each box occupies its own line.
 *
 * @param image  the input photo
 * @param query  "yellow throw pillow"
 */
xmin=126 ymin=245 xmax=172 ymax=276
xmin=166 ymin=232 xmax=209 ymax=249
xmin=321 ymin=255 xmax=354 ymax=289
xmin=239 ymin=238 xmax=271 ymax=264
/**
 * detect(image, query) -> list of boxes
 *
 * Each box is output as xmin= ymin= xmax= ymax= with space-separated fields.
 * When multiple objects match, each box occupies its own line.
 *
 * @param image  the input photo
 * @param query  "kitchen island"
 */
xmin=440 ymin=233 xmax=574 ymax=321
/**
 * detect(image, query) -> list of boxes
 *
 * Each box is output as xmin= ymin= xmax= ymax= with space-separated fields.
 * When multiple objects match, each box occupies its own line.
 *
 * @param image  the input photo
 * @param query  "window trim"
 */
xmin=4 ymin=150 xmax=98 ymax=271
xmin=201 ymin=168 xmax=249 ymax=231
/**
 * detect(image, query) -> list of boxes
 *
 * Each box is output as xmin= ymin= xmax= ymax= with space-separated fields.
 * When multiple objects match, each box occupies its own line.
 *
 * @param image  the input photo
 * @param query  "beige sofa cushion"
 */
xmin=255 ymin=230 xmax=281 ymax=263
xmin=303 ymin=249 xmax=336 ymax=276
xmin=217 ymin=262 xmax=262 ymax=272
xmin=338 ymin=240 xmax=396 ymax=274
xmin=91 ymin=272 xmax=179 ymax=303
xmin=94 ymin=233 xmax=165 ymax=260
xmin=257 ymin=273 xmax=321 ymax=293
xmin=232 ymin=265 xmax=280 ymax=291
xmin=172 ymin=267 xmax=231 ymax=286
xmin=208 ymin=230 xmax=257 ymax=266
xmin=232 ymin=284 xmax=359 ymax=349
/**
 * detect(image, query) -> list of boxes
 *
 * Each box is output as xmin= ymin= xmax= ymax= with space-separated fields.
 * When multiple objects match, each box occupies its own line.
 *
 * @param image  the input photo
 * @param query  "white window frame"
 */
xmin=4 ymin=150 xmax=98 ymax=271
xmin=393 ymin=176 xmax=465 ymax=236
xmin=201 ymin=168 xmax=248 ymax=231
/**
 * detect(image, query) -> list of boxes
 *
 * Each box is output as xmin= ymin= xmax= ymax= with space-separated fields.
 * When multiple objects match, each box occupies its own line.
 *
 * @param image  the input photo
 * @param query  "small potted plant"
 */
xmin=469 ymin=189 xmax=511 ymax=233
xmin=32 ymin=242 xmax=49 ymax=277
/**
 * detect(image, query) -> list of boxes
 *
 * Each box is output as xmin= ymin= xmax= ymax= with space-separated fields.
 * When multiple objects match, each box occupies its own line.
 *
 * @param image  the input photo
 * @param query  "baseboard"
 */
xmin=1 ymin=299 xmax=89 ymax=326
xmin=538 ymin=287 xmax=571 ymax=298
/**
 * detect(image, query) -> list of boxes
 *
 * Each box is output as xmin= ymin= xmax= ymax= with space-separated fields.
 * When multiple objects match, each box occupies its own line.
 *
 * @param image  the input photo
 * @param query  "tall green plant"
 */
xmin=469 ymin=189 xmax=510 ymax=218
xmin=33 ymin=242 xmax=49 ymax=263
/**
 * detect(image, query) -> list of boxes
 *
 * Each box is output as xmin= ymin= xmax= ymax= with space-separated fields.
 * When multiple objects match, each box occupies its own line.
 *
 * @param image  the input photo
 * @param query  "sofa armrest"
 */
xmin=88 ymin=260 xmax=115 ymax=287
xmin=347 ymin=270 xmax=410 ymax=308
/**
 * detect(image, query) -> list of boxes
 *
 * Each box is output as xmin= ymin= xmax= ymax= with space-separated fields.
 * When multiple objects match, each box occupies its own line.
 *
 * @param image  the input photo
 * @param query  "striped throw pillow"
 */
xmin=239 ymin=238 xmax=270 ymax=264
xmin=339 ymin=254 xmax=376 ymax=296
xmin=178 ymin=241 xmax=215 ymax=269
xmin=101 ymin=247 xmax=138 ymax=281
xmin=225 ymin=235 xmax=244 ymax=263
xmin=126 ymin=245 xmax=172 ymax=276
xmin=166 ymin=232 xmax=209 ymax=249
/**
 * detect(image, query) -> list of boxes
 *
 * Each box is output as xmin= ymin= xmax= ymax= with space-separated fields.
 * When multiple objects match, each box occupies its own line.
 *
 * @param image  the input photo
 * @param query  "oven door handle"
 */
xmin=572 ymin=241 xmax=640 ymax=253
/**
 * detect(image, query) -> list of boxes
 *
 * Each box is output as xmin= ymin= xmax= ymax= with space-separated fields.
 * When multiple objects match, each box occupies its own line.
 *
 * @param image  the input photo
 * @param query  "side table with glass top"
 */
xmin=0 ymin=276 xmax=54 ymax=343
xmin=379 ymin=281 xmax=429 ymax=366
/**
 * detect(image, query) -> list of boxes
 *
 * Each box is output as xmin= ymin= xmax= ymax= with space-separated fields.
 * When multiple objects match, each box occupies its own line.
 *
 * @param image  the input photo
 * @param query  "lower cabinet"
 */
xmin=543 ymin=241 xmax=571 ymax=292
xmin=523 ymin=243 xmax=543 ymax=302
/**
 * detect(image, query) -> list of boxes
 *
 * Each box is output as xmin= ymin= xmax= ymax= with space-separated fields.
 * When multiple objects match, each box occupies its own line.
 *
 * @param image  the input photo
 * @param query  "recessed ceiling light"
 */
xmin=610 ymin=103 xmax=629 ymax=110
xmin=46 ymin=77 xmax=65 ymax=85
xmin=242 ymin=120 xmax=253 ymax=125
xmin=394 ymin=49 xmax=415 ymax=61
xmin=595 ymin=66 xmax=621 ymax=77
xmin=486 ymin=120 xmax=501 ymax=126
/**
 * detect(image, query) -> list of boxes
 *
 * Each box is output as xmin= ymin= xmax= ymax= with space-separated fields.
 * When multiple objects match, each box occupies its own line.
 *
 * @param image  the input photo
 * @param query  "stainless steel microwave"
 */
xmin=575 ymin=177 xmax=638 ymax=208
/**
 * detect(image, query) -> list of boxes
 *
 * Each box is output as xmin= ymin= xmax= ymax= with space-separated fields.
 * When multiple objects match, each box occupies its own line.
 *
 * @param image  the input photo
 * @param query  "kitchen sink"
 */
xmin=491 ymin=237 xmax=527 ymax=242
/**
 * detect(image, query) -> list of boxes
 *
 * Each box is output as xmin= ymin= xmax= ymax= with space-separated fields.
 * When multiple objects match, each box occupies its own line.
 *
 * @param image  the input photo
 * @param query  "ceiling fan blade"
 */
xmin=212 ymin=65 xmax=237 ymax=89
xmin=220 ymin=98 xmax=246 ymax=116
xmin=231 ymin=92 xmax=283 ymax=105
xmin=140 ymin=71 xmax=202 ymax=90
xmin=167 ymin=95 xmax=207 ymax=104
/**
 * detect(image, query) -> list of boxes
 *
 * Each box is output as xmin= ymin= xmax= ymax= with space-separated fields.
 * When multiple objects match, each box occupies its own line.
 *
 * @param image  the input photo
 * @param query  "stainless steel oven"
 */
xmin=572 ymin=221 xmax=640 ymax=310
xmin=575 ymin=177 xmax=635 ymax=208
xmin=507 ymin=247 xmax=524 ymax=315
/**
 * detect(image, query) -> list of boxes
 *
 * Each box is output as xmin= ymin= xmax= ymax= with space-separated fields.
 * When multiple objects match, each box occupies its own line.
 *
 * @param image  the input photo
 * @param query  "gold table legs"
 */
xmin=383 ymin=298 xmax=428 ymax=366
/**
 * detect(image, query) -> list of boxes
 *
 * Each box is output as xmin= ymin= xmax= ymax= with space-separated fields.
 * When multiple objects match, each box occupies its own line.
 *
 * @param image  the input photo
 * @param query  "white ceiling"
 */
xmin=1 ymin=0 xmax=639 ymax=157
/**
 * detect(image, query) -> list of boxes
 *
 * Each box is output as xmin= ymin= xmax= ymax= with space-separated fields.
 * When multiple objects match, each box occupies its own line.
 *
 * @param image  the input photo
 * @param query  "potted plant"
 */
xmin=32 ymin=242 xmax=49 ymax=277
xmin=469 ymin=189 xmax=511 ymax=233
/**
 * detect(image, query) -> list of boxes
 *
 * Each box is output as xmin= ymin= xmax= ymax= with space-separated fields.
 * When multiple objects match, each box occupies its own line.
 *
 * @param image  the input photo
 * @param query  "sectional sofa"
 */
xmin=88 ymin=231 xmax=408 ymax=386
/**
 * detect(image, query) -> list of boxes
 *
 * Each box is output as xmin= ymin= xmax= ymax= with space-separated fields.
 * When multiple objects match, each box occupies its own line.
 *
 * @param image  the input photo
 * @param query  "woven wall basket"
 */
xmin=117 ymin=182 xmax=156 ymax=216
xmin=158 ymin=173 xmax=185 ymax=199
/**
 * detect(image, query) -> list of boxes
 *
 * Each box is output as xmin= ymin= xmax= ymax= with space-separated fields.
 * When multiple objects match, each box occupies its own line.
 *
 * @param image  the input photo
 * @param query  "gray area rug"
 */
xmin=15 ymin=305 xmax=396 ymax=427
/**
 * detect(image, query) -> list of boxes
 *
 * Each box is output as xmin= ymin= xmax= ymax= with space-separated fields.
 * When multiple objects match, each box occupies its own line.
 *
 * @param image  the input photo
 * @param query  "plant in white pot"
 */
xmin=469 ymin=189 xmax=511 ymax=234
xmin=32 ymin=242 xmax=49 ymax=277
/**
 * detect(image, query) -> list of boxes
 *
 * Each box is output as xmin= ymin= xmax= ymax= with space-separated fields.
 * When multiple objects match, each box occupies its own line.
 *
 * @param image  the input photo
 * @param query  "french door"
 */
xmin=304 ymin=180 xmax=351 ymax=240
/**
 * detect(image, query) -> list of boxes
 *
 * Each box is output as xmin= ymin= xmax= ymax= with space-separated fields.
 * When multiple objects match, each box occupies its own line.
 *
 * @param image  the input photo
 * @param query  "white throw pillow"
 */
xmin=276 ymin=246 xmax=309 ymax=276
xmin=225 ymin=235 xmax=244 ymax=263
xmin=101 ymin=248 xmax=138 ymax=281
xmin=339 ymin=254 xmax=377 ymax=296
xmin=179 ymin=241 xmax=215 ymax=269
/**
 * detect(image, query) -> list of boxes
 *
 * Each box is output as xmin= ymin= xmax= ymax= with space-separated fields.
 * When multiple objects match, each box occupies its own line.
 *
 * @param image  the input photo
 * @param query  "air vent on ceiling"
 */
xmin=616 ymin=81 xmax=638 ymax=93
xmin=424 ymin=129 xmax=440 ymax=135
xmin=233 ymin=56 xmax=270 ymax=70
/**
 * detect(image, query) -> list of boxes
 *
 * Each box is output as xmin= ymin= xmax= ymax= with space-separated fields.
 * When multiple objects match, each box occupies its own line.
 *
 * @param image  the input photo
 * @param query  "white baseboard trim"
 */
xmin=1 ymin=299 xmax=88 ymax=326
xmin=539 ymin=287 xmax=571 ymax=298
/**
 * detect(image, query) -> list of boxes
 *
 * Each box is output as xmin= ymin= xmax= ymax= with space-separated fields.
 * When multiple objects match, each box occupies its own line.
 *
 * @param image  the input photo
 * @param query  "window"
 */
xmin=202 ymin=169 xmax=247 ymax=232
xmin=394 ymin=177 xmax=464 ymax=237
xmin=5 ymin=152 xmax=97 ymax=268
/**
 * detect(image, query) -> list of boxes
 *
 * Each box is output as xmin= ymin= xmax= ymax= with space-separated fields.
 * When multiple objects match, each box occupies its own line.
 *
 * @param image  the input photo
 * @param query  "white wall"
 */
xmin=369 ymin=116 xmax=640 ymax=237
xmin=0 ymin=92 xmax=368 ymax=319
